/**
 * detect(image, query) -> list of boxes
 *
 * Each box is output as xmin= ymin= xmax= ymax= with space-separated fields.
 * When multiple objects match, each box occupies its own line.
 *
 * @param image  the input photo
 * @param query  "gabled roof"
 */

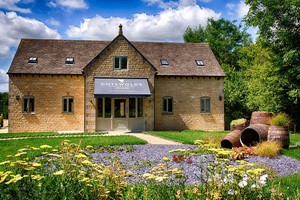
xmin=8 ymin=37 xmax=225 ymax=77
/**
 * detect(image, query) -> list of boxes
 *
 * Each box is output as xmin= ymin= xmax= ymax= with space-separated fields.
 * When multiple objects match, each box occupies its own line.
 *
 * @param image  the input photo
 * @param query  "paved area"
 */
xmin=106 ymin=131 xmax=182 ymax=145
xmin=0 ymin=119 xmax=8 ymax=133
xmin=0 ymin=122 xmax=181 ymax=144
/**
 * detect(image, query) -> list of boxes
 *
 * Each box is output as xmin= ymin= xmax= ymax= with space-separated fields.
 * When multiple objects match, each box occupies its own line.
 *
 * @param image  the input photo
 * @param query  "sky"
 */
xmin=0 ymin=0 xmax=256 ymax=92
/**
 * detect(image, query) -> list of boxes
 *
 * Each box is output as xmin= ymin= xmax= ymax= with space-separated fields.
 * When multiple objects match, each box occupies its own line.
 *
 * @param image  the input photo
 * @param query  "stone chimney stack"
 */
xmin=119 ymin=24 xmax=123 ymax=35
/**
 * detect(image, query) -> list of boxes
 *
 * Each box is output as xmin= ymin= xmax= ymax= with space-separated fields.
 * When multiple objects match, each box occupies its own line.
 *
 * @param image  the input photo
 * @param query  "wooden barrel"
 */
xmin=268 ymin=126 xmax=290 ymax=149
xmin=240 ymin=124 xmax=269 ymax=147
xmin=221 ymin=130 xmax=242 ymax=149
xmin=250 ymin=112 xmax=273 ymax=125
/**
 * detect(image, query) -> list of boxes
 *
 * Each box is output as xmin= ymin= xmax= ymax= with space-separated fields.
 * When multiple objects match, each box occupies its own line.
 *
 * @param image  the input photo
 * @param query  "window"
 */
xmin=63 ymin=96 xmax=74 ymax=113
xmin=162 ymin=96 xmax=173 ymax=114
xmin=66 ymin=57 xmax=74 ymax=64
xmin=160 ymin=59 xmax=169 ymax=65
xmin=129 ymin=98 xmax=144 ymax=118
xmin=200 ymin=97 xmax=211 ymax=113
xmin=98 ymin=98 xmax=111 ymax=118
xmin=114 ymin=56 xmax=128 ymax=70
xmin=97 ymin=98 xmax=103 ymax=117
xmin=195 ymin=60 xmax=204 ymax=66
xmin=23 ymin=96 xmax=35 ymax=113
xmin=28 ymin=57 xmax=38 ymax=63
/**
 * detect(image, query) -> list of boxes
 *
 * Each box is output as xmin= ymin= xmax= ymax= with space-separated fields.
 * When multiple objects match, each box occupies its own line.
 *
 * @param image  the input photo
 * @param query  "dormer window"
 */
xmin=196 ymin=60 xmax=204 ymax=66
xmin=28 ymin=57 xmax=38 ymax=63
xmin=160 ymin=59 xmax=169 ymax=65
xmin=66 ymin=57 xmax=74 ymax=64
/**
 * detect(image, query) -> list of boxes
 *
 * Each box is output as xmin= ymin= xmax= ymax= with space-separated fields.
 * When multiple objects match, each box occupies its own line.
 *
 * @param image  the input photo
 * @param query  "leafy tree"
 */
xmin=183 ymin=25 xmax=206 ymax=43
xmin=0 ymin=92 xmax=8 ymax=119
xmin=245 ymin=0 xmax=300 ymax=129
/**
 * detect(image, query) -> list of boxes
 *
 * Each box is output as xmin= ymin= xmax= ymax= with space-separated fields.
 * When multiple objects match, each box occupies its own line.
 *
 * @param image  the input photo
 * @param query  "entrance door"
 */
xmin=113 ymin=99 xmax=128 ymax=130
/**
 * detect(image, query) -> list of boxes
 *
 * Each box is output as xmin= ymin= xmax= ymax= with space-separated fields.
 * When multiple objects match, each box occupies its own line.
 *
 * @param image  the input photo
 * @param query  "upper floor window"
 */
xmin=162 ymin=96 xmax=173 ymax=114
xmin=200 ymin=97 xmax=211 ymax=113
xmin=23 ymin=96 xmax=35 ymax=113
xmin=114 ymin=56 xmax=128 ymax=70
xmin=28 ymin=57 xmax=38 ymax=64
xmin=63 ymin=96 xmax=74 ymax=113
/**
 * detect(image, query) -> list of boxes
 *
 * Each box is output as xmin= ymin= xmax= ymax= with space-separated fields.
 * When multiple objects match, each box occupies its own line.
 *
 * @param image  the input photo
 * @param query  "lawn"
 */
xmin=0 ymin=135 xmax=146 ymax=162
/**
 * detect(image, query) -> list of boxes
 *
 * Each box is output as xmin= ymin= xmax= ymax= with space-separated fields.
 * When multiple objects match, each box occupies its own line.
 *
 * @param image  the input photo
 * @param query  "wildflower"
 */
xmin=260 ymin=174 xmax=268 ymax=181
xmin=75 ymin=153 xmax=87 ymax=159
xmin=5 ymin=174 xmax=23 ymax=185
xmin=53 ymin=170 xmax=65 ymax=176
xmin=14 ymin=152 xmax=27 ymax=157
xmin=238 ymin=180 xmax=248 ymax=188
xmin=143 ymin=173 xmax=156 ymax=180
xmin=0 ymin=161 xmax=10 ymax=165
xmin=86 ymin=145 xmax=93 ymax=149
xmin=52 ymin=149 xmax=58 ymax=152
xmin=24 ymin=167 xmax=35 ymax=171
xmin=17 ymin=148 xmax=28 ymax=152
xmin=47 ymin=153 xmax=61 ymax=157
xmin=242 ymin=174 xmax=248 ymax=181
xmin=228 ymin=189 xmax=237 ymax=196
xmin=31 ymin=162 xmax=42 ymax=167
xmin=40 ymin=145 xmax=52 ymax=149
xmin=125 ymin=171 xmax=134 ymax=177
xmin=162 ymin=157 xmax=170 ymax=161
xmin=79 ymin=177 xmax=90 ymax=182
xmin=81 ymin=160 xmax=93 ymax=166
xmin=31 ymin=175 xmax=44 ymax=181
xmin=155 ymin=176 xmax=168 ymax=182
xmin=251 ymin=184 xmax=257 ymax=190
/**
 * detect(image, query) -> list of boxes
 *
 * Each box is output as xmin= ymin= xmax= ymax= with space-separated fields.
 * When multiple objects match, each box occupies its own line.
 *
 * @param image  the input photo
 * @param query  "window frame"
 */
xmin=200 ymin=96 xmax=211 ymax=113
xmin=160 ymin=59 xmax=169 ymax=66
xmin=62 ymin=96 xmax=74 ymax=114
xmin=195 ymin=60 xmax=204 ymax=66
xmin=65 ymin=57 xmax=74 ymax=64
xmin=28 ymin=57 xmax=38 ymax=64
xmin=23 ymin=96 xmax=35 ymax=114
xmin=162 ymin=96 xmax=173 ymax=114
xmin=113 ymin=56 xmax=128 ymax=70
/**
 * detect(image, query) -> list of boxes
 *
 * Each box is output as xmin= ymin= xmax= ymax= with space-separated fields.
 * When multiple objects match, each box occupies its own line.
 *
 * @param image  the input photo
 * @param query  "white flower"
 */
xmin=238 ymin=180 xmax=248 ymax=188
xmin=242 ymin=174 xmax=248 ymax=181
xmin=228 ymin=189 xmax=237 ymax=195
xmin=259 ymin=179 xmax=267 ymax=187
xmin=260 ymin=174 xmax=268 ymax=181
xmin=251 ymin=184 xmax=257 ymax=190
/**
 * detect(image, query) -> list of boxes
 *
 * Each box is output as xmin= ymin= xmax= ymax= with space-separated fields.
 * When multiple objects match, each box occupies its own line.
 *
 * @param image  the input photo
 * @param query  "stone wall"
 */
xmin=84 ymin=36 xmax=156 ymax=132
xmin=8 ymin=75 xmax=84 ymax=132
xmin=155 ymin=76 xmax=224 ymax=131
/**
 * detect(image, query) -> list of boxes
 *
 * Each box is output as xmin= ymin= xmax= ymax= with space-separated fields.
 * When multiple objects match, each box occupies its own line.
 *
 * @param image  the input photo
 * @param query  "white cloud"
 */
xmin=67 ymin=5 xmax=220 ymax=41
xmin=47 ymin=0 xmax=88 ymax=9
xmin=47 ymin=18 xmax=60 ymax=26
xmin=0 ymin=11 xmax=61 ymax=58
xmin=0 ymin=69 xmax=8 ymax=92
xmin=237 ymin=0 xmax=249 ymax=18
xmin=0 ymin=0 xmax=31 ymax=13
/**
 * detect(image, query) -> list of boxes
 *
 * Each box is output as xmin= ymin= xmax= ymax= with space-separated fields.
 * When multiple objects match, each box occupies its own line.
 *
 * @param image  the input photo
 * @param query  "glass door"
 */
xmin=114 ymin=99 xmax=126 ymax=118
xmin=113 ymin=99 xmax=128 ymax=131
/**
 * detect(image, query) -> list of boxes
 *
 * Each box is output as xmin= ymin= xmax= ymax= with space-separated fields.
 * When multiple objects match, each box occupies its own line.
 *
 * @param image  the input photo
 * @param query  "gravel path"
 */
xmin=92 ymin=144 xmax=300 ymax=185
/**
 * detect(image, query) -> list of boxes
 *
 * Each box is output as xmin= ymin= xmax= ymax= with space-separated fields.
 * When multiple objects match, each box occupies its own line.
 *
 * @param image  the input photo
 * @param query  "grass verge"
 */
xmin=273 ymin=172 xmax=300 ymax=198
xmin=0 ymin=135 xmax=146 ymax=162
xmin=0 ymin=132 xmax=105 ymax=139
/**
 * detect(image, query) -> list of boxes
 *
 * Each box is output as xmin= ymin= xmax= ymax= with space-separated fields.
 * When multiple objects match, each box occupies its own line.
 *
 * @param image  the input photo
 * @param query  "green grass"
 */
xmin=0 ymin=131 xmax=105 ymax=139
xmin=0 ymin=135 xmax=146 ymax=162
xmin=290 ymin=133 xmax=300 ymax=145
xmin=147 ymin=130 xmax=228 ymax=144
xmin=273 ymin=172 xmax=300 ymax=198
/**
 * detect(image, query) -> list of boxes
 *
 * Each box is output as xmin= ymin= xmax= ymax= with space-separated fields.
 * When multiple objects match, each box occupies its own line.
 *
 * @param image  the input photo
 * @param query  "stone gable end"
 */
xmin=84 ymin=36 xmax=156 ymax=132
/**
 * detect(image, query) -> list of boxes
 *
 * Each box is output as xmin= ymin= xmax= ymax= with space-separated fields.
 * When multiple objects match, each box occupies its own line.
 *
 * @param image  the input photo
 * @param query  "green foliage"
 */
xmin=269 ymin=113 xmax=291 ymax=127
xmin=0 ymin=114 xmax=3 ymax=128
xmin=254 ymin=141 xmax=282 ymax=158
xmin=245 ymin=0 xmax=300 ymax=129
xmin=230 ymin=118 xmax=247 ymax=127
xmin=0 ymin=92 xmax=8 ymax=119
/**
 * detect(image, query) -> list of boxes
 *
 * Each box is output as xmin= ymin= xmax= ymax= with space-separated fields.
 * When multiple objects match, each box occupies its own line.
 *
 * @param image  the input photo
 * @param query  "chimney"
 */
xmin=119 ymin=24 xmax=123 ymax=35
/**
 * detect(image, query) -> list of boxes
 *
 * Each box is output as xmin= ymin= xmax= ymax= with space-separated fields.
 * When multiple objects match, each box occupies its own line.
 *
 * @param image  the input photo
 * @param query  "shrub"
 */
xmin=268 ymin=113 xmax=291 ymax=127
xmin=230 ymin=118 xmax=247 ymax=127
xmin=254 ymin=141 xmax=282 ymax=158
xmin=0 ymin=114 xmax=3 ymax=128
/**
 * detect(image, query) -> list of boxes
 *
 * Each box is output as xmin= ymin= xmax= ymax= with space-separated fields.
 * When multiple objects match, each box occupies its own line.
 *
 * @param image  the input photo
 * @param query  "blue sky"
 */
xmin=0 ymin=0 xmax=255 ymax=92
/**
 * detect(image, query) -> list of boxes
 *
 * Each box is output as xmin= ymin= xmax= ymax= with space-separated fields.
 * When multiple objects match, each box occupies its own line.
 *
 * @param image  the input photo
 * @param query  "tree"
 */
xmin=0 ymin=92 xmax=8 ymax=119
xmin=245 ymin=0 xmax=300 ymax=129
xmin=184 ymin=18 xmax=252 ymax=69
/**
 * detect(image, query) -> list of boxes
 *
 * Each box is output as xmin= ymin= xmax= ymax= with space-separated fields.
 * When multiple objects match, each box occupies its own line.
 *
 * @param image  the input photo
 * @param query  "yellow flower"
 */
xmin=31 ymin=162 xmax=42 ymax=167
xmin=53 ymin=170 xmax=65 ymax=176
xmin=0 ymin=173 xmax=10 ymax=183
xmin=79 ymin=177 xmax=90 ymax=182
xmin=17 ymin=148 xmax=28 ymax=152
xmin=162 ymin=157 xmax=170 ymax=161
xmin=0 ymin=161 xmax=10 ymax=165
xmin=75 ymin=153 xmax=87 ymax=159
xmin=40 ymin=145 xmax=52 ymax=149
xmin=47 ymin=153 xmax=61 ymax=157
xmin=155 ymin=176 xmax=168 ymax=182
xmin=31 ymin=175 xmax=44 ymax=181
xmin=14 ymin=152 xmax=27 ymax=157
xmin=5 ymin=174 xmax=23 ymax=185
xmin=52 ymin=149 xmax=59 ymax=152
xmin=24 ymin=167 xmax=35 ymax=171
xmin=81 ymin=160 xmax=93 ymax=166
xmin=86 ymin=145 xmax=93 ymax=149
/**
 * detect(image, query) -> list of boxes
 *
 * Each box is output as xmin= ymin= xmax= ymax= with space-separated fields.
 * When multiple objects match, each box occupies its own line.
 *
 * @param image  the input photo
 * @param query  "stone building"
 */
xmin=7 ymin=25 xmax=225 ymax=133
